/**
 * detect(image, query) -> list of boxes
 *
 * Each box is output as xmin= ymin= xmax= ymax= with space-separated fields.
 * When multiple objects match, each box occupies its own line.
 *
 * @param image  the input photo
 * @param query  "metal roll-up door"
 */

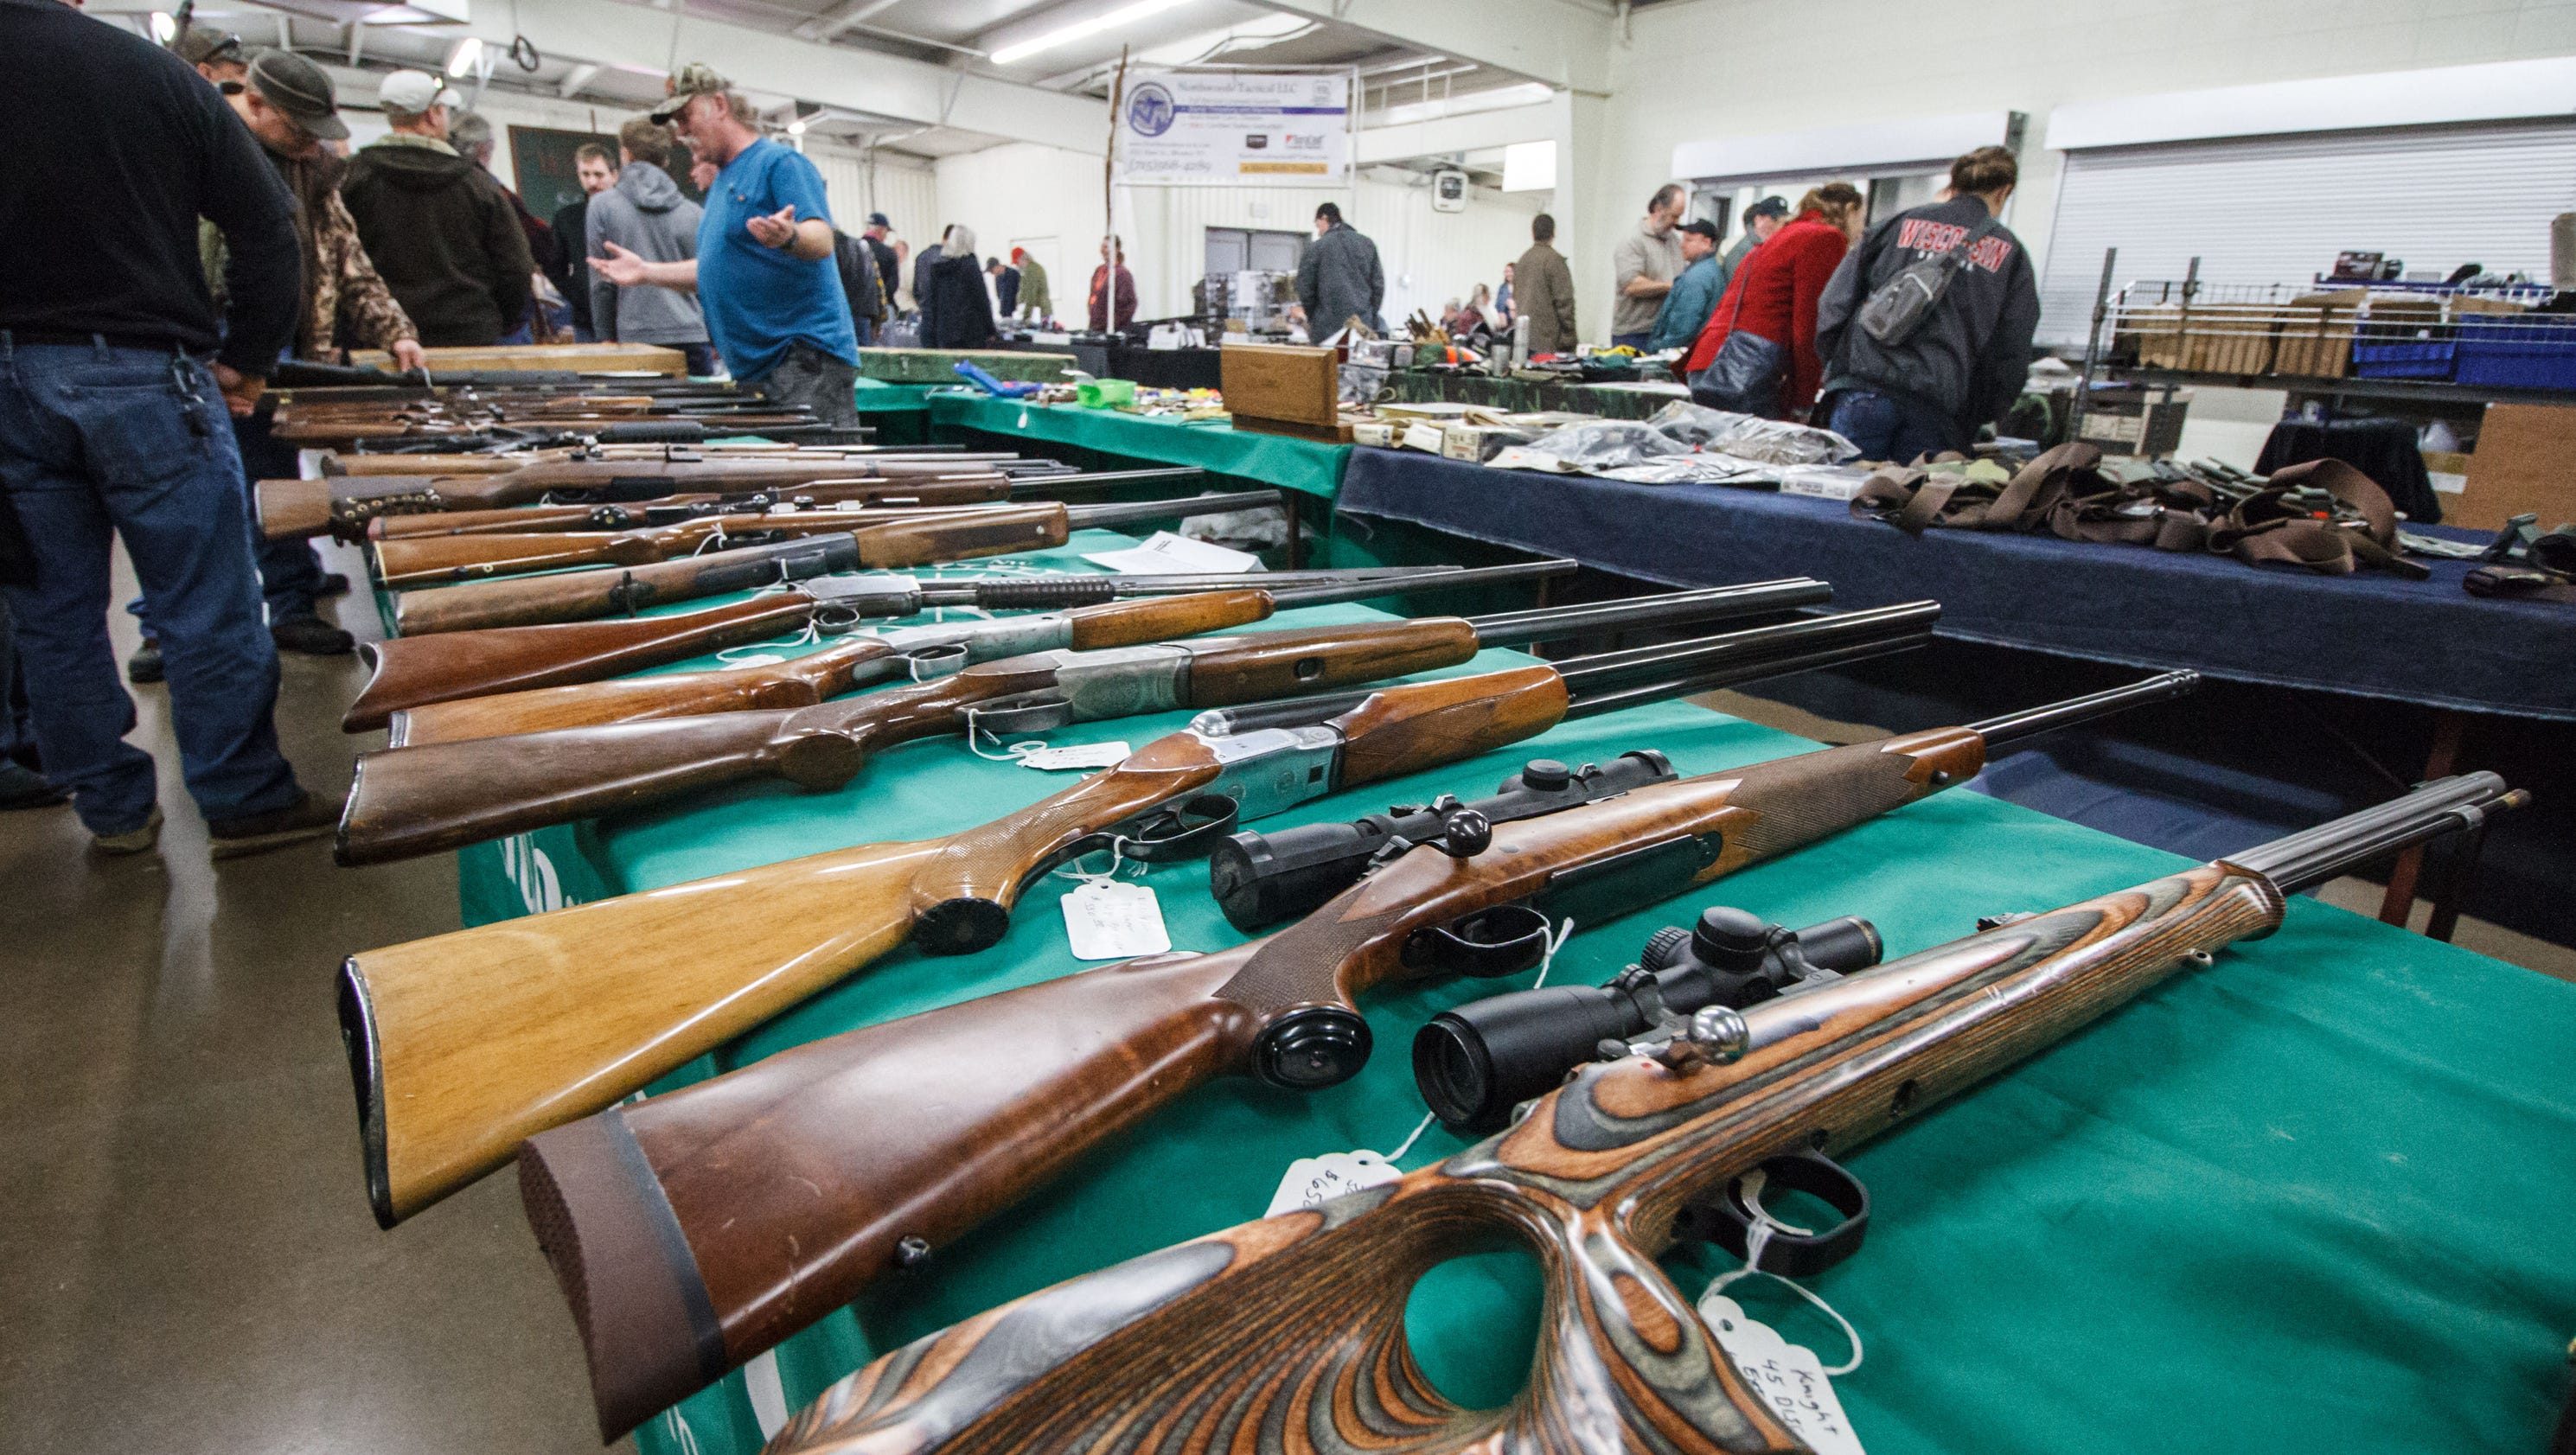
xmin=2038 ymin=119 xmax=2576 ymax=343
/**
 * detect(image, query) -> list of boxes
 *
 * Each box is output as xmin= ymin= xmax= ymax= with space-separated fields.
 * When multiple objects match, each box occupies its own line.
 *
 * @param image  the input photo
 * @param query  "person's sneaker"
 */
xmin=0 ymin=760 xmax=67 ymax=810
xmin=316 ymin=571 xmax=353 ymax=598
xmin=126 ymin=641 xmax=165 ymax=683
xmin=208 ymin=790 xmax=339 ymax=859
xmin=91 ymin=805 xmax=164 ymax=856
xmin=271 ymin=614 xmax=355 ymax=656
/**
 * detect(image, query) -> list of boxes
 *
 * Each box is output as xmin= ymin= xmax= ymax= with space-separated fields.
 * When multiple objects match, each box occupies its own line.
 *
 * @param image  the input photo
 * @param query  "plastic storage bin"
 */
xmin=2350 ymin=341 xmax=2456 ymax=379
xmin=2454 ymin=317 xmax=2576 ymax=390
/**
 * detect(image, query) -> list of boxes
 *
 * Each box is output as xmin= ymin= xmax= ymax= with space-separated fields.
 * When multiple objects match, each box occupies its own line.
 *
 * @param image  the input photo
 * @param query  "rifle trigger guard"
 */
xmin=1118 ymin=794 xmax=1242 ymax=863
xmin=1405 ymin=904 xmax=1552 ymax=979
xmin=1677 ymin=1150 xmax=1870 ymax=1279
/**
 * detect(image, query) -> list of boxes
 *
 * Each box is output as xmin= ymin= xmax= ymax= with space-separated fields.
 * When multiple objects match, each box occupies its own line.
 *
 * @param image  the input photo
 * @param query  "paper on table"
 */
xmin=1081 ymin=530 xmax=1264 ymax=576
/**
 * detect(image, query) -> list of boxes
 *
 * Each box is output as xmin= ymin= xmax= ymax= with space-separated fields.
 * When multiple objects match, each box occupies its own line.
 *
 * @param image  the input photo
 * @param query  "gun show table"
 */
xmin=394 ymin=535 xmax=2576 ymax=1455
xmin=1334 ymin=446 xmax=2576 ymax=722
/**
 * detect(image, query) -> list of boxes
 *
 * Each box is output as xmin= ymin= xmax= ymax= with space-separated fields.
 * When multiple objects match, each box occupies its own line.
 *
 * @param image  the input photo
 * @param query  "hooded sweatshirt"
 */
xmin=584 ymin=161 xmax=708 ymax=346
xmin=339 ymin=134 xmax=534 ymax=347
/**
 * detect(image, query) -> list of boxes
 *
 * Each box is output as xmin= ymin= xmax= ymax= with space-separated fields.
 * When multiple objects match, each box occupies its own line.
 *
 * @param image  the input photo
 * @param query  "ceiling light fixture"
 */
xmin=988 ymin=0 xmax=1196 ymax=67
xmin=788 ymin=118 xmax=808 ymax=134
xmin=444 ymin=34 xmax=483 ymax=75
xmin=149 ymin=10 xmax=176 ymax=41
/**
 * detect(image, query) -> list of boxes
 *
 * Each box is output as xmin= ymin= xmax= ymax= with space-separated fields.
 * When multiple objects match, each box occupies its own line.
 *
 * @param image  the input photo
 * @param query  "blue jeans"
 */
xmin=126 ymin=405 xmax=324 ymax=635
xmin=853 ymin=316 xmax=875 ymax=348
xmin=0 ymin=338 xmax=301 ymax=833
xmin=680 ymin=341 xmax=720 ymax=379
xmin=0 ymin=597 xmax=32 ymax=762
xmin=1823 ymin=387 xmax=1966 ymax=463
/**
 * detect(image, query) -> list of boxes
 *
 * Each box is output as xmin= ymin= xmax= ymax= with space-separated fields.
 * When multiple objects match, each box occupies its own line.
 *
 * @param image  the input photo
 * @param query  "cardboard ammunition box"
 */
xmin=2077 ymin=386 xmax=2192 ymax=458
xmin=2454 ymin=403 xmax=2576 ymax=531
xmin=1441 ymin=423 xmax=1541 ymax=462
xmin=2272 ymin=290 xmax=2364 ymax=378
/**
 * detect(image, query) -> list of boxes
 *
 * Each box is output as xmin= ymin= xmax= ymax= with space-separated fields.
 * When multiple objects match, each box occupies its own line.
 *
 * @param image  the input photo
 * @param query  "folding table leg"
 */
xmin=2379 ymin=710 xmax=2467 ymax=930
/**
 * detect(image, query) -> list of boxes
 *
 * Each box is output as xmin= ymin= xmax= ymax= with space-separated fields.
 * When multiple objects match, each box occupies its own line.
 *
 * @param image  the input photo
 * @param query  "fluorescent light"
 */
xmin=788 ymin=118 xmax=807 ymax=134
xmin=444 ymin=35 xmax=481 ymax=75
xmin=1501 ymin=140 xmax=1556 ymax=193
xmin=149 ymin=10 xmax=176 ymax=41
xmin=988 ymin=0 xmax=1196 ymax=67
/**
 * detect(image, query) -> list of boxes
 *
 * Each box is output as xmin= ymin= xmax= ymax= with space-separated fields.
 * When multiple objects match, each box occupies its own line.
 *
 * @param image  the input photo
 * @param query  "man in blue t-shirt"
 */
xmin=588 ymin=65 xmax=860 ymax=426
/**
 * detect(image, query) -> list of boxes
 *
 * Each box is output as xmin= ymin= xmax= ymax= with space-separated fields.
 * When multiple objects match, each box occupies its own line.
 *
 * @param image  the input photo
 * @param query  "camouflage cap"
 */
xmin=173 ymin=24 xmax=246 ymax=67
xmin=649 ymin=63 xmax=731 ymax=124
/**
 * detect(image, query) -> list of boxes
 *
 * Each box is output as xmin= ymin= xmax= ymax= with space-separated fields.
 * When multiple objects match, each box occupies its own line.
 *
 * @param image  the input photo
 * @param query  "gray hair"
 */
xmin=943 ymin=224 xmax=976 ymax=256
xmin=448 ymin=110 xmax=495 ymax=157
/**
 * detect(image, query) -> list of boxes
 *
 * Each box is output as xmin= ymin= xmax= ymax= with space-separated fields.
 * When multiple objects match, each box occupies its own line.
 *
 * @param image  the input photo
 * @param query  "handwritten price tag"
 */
xmin=1263 ymin=1151 xmax=1401 ymax=1217
xmin=1059 ymin=880 xmax=1171 ymax=960
xmin=1014 ymin=741 xmax=1131 ymax=771
xmin=1697 ymin=1294 xmax=1867 ymax=1455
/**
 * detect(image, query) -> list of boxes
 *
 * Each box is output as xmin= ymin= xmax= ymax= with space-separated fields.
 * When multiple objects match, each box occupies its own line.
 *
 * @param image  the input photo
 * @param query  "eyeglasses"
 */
xmin=219 ymin=80 xmax=246 ymax=95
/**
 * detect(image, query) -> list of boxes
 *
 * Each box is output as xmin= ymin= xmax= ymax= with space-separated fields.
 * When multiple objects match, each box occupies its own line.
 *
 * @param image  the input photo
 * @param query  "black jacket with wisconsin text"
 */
xmin=1815 ymin=194 xmax=2040 ymax=435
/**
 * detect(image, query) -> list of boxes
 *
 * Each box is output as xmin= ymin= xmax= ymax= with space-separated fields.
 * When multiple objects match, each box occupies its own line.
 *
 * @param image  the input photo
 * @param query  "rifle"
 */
xmin=337 ymin=604 xmax=1933 ymax=1228
xmin=368 ymin=488 xmax=1282 ymax=587
xmin=708 ymin=773 xmax=2520 ymax=1455
xmin=260 ymin=453 xmax=1037 ymax=541
xmin=336 ymin=581 xmax=1844 ymax=858
xmin=507 ymin=669 xmax=2196 ymax=1435
xmin=365 ymin=468 xmax=1207 ymax=539
xmin=382 ymin=561 xmax=1580 ymax=743
xmin=272 ymin=407 xmax=825 ymax=446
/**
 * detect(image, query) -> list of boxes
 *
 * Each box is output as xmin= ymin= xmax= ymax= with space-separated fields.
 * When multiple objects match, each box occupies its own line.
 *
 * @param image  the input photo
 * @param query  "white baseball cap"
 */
xmin=378 ymin=70 xmax=463 ymax=116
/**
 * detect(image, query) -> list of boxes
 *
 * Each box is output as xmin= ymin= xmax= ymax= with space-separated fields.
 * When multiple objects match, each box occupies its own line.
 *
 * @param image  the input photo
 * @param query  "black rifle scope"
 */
xmin=1413 ymin=905 xmax=1882 ymax=1133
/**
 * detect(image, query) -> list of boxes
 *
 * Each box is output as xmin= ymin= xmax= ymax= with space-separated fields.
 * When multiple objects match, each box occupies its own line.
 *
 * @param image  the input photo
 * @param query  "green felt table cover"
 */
xmin=847 ymin=379 xmax=941 ymax=413
xmin=927 ymin=390 xmax=1351 ymax=501
xmin=430 ymin=549 xmax=2576 ymax=1455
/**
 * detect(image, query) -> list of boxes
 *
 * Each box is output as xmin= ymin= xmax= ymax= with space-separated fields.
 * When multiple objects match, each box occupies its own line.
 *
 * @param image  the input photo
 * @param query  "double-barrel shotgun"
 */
xmin=260 ymin=452 xmax=1036 ymax=541
xmin=368 ymin=488 xmax=1284 ymax=587
xmin=364 ymin=467 xmax=1209 ymax=539
xmin=699 ymin=772 xmax=2522 ymax=1455
xmin=375 ymin=561 xmax=1581 ymax=743
xmin=336 ymin=603 xmax=1937 ymax=1229
xmin=336 ymin=580 xmax=1844 ymax=858
xmin=506 ymin=670 xmax=2196 ymax=1434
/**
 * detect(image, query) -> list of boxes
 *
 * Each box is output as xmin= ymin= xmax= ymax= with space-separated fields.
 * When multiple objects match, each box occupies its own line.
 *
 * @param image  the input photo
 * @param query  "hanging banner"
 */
xmin=1115 ymin=68 xmax=1353 ymax=188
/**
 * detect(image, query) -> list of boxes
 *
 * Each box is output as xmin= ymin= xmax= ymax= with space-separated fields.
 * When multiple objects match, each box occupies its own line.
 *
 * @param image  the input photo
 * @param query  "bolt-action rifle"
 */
xmin=364 ymin=467 xmax=1205 ymax=539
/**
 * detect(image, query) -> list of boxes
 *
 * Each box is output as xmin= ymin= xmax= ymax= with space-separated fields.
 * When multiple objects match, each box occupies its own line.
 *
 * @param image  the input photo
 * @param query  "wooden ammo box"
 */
xmin=1221 ymin=342 xmax=1354 ymax=443
xmin=859 ymin=348 xmax=1080 ymax=385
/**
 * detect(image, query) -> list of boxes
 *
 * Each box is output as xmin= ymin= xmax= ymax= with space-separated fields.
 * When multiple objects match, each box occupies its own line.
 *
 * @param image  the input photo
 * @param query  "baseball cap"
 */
xmin=1743 ymin=196 xmax=1790 ymax=220
xmin=378 ymin=70 xmax=461 ymax=117
xmin=650 ymin=63 xmax=730 ymax=124
xmin=174 ymin=25 xmax=246 ymax=67
xmin=866 ymin=212 xmax=892 ymax=229
xmin=247 ymin=48 xmax=349 ymax=140
xmin=1680 ymin=219 xmax=1721 ymax=241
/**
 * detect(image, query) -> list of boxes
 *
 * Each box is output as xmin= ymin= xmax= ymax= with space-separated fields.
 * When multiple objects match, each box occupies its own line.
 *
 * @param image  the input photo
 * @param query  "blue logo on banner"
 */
xmin=1127 ymin=83 xmax=1176 ymax=137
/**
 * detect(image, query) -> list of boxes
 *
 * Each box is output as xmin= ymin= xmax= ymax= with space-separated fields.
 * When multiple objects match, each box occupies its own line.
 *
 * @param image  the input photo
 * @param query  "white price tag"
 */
xmin=1082 ymin=531 xmax=1264 ymax=576
xmin=1697 ymin=1295 xmax=1867 ymax=1455
xmin=1263 ymin=1151 xmax=1402 ymax=1217
xmin=1059 ymin=880 xmax=1171 ymax=960
xmin=725 ymin=654 xmax=787 ymax=667
xmin=1013 ymin=741 xmax=1131 ymax=771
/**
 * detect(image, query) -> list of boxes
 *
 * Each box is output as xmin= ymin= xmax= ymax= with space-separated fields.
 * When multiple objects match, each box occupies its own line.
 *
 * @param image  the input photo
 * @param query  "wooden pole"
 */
xmin=1105 ymin=46 xmax=1129 ymax=310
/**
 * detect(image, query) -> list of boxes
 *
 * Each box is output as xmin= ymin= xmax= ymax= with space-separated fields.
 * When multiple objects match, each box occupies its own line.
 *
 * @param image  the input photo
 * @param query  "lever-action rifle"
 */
xmin=508 ymin=669 xmax=2194 ymax=1436
xmin=369 ymin=488 xmax=1283 ymax=586
xmin=381 ymin=561 xmax=1579 ymax=744
xmin=338 ymin=603 xmax=1931 ymax=1228
xmin=260 ymin=452 xmax=1037 ymax=540
xmin=720 ymin=772 xmax=2519 ymax=1455
xmin=365 ymin=468 xmax=1205 ymax=539
xmin=336 ymin=581 xmax=1841 ymax=858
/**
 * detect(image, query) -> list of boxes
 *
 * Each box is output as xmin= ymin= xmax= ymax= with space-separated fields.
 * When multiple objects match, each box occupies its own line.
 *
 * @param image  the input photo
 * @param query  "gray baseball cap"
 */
xmin=246 ymin=48 xmax=348 ymax=141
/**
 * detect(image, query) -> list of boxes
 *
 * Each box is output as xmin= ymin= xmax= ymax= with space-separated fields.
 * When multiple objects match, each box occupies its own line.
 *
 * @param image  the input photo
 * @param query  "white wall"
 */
xmin=1586 ymin=0 xmax=2576 ymax=353
xmin=935 ymin=143 xmax=1112 ymax=321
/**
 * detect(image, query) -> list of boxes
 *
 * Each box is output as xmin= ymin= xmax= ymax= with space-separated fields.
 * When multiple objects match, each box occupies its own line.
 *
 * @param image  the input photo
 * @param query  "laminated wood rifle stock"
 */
xmin=512 ymin=670 xmax=2193 ymax=1433
xmin=339 ymin=600 xmax=1916 ymax=1228
xmin=717 ymin=774 xmax=2522 ymax=1455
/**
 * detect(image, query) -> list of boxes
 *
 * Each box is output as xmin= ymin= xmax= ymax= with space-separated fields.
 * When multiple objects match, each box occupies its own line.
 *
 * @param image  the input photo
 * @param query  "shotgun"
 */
xmin=364 ymin=468 xmax=1211 ymax=539
xmin=509 ymin=669 xmax=2196 ymax=1436
xmin=336 ymin=606 xmax=1933 ymax=1228
xmin=272 ymin=408 xmax=823 ymax=445
xmin=336 ymin=582 xmax=1845 ymax=858
xmin=681 ymin=774 xmax=2526 ymax=1455
xmin=260 ymin=454 xmax=1036 ymax=540
xmin=381 ymin=561 xmax=1581 ymax=743
xmin=368 ymin=488 xmax=1283 ymax=586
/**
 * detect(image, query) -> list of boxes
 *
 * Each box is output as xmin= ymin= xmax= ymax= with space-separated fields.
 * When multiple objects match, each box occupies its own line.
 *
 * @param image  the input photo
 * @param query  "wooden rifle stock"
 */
xmin=372 ymin=505 xmax=1016 ymax=586
xmin=517 ymin=725 xmax=1998 ymax=1436
xmin=367 ymin=477 xmax=1014 ymax=537
xmin=340 ymin=666 xmax=1565 ymax=1228
xmin=388 ymin=590 xmax=1284 ymax=746
xmin=389 ymin=536 xmax=868 ymax=635
xmin=335 ymin=615 xmax=1477 ymax=864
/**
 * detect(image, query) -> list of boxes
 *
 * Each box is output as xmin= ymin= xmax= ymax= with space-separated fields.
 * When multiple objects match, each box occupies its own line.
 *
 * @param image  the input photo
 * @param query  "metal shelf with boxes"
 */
xmin=2064 ymin=251 xmax=2576 ymax=530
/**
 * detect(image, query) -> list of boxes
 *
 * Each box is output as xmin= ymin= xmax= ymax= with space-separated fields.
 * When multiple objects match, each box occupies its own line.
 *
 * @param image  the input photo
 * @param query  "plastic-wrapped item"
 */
xmin=1521 ymin=419 xmax=1691 ymax=470
xmin=1774 ymin=463 xmax=1881 ymax=501
xmin=1646 ymin=400 xmax=1858 ymax=464
xmin=1597 ymin=456 xmax=1777 ymax=487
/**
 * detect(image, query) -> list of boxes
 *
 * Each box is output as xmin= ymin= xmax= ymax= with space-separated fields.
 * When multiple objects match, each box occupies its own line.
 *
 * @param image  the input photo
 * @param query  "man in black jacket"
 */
xmin=0 ymin=0 xmax=339 ymax=857
xmin=553 ymin=144 xmax=617 ymax=341
xmin=339 ymin=70 xmax=535 ymax=347
xmin=1814 ymin=146 xmax=2041 ymax=462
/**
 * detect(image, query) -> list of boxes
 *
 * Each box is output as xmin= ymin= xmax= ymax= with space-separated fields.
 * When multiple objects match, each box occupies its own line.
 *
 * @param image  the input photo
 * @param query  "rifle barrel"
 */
xmin=1464 ymin=580 xmax=1834 ymax=648
xmin=1263 ymin=559 xmax=1575 ymax=610
xmin=1969 ymin=670 xmax=2200 ymax=745
xmin=1562 ymin=635 xmax=1934 ymax=718
xmin=1059 ymin=490 xmax=1285 ymax=529
xmin=1556 ymin=601 xmax=1940 ymax=698
xmin=1003 ymin=468 xmax=1207 ymax=496
xmin=2227 ymin=773 xmax=2522 ymax=893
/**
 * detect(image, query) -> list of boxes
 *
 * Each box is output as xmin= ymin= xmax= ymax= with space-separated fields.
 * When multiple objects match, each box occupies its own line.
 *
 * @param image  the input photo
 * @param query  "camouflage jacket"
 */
xmin=202 ymin=147 xmax=416 ymax=360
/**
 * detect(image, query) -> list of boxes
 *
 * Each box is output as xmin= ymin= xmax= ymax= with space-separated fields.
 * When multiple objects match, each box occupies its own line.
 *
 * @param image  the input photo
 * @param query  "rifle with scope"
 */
xmin=337 ymin=599 xmax=1933 ymax=1229
xmin=505 ymin=669 xmax=2196 ymax=1436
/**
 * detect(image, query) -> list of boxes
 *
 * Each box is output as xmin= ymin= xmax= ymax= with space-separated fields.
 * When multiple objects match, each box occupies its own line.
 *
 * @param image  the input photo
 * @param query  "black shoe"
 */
xmin=316 ymin=571 xmax=353 ymax=598
xmin=208 ymin=789 xmax=339 ymax=859
xmin=0 ymin=760 xmax=66 ymax=810
xmin=271 ymin=614 xmax=355 ymax=656
xmin=126 ymin=641 xmax=164 ymax=684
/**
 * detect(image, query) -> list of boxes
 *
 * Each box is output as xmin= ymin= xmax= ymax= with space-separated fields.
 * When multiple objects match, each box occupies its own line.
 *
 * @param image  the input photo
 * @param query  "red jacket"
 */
xmin=1684 ymin=212 xmax=1851 ymax=413
xmin=1088 ymin=264 xmax=1137 ymax=332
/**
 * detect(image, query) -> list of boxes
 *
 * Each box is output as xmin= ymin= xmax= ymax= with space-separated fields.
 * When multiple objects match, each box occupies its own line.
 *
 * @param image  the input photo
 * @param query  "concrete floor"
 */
xmin=0 ymin=539 xmax=625 ymax=1455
